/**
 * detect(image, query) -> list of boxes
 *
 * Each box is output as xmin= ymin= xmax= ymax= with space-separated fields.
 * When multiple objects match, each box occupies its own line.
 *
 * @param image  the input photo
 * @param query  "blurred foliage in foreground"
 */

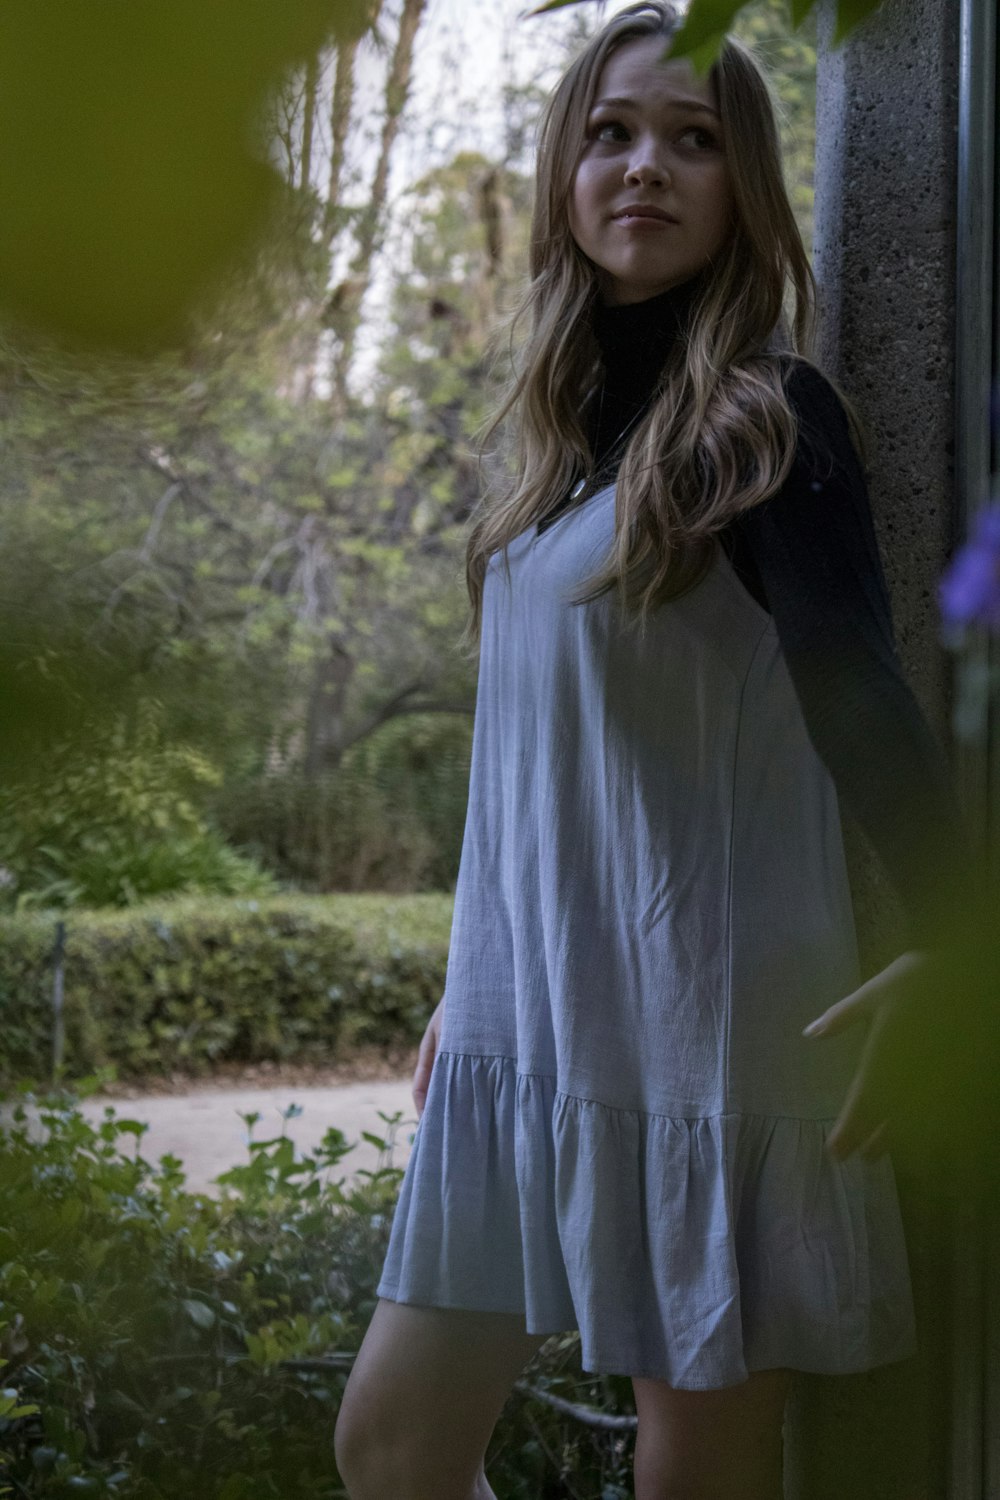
xmin=0 ymin=1081 xmax=642 ymax=1498
xmin=0 ymin=0 xmax=374 ymax=353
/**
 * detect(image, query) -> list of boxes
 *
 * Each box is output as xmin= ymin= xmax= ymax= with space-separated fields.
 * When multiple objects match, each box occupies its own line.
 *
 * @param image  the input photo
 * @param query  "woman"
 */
xmin=335 ymin=5 xmax=975 ymax=1497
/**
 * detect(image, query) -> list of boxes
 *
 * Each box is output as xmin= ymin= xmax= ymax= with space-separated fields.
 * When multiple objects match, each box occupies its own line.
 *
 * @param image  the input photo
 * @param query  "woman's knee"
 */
xmin=630 ymin=1367 xmax=792 ymax=1500
xmin=333 ymin=1314 xmax=417 ymax=1493
xmin=332 ymin=1421 xmax=400 ymax=1500
xmin=334 ymin=1296 xmax=548 ymax=1499
xmin=334 ymin=1391 xmax=454 ymax=1500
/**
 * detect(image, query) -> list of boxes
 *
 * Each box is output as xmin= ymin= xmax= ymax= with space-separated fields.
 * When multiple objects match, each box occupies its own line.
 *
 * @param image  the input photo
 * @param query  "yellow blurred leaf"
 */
xmin=0 ymin=2 xmax=360 ymax=352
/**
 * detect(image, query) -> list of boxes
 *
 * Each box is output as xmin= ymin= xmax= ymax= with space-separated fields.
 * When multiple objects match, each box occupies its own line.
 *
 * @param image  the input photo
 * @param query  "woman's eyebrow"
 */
xmin=592 ymin=94 xmax=721 ymax=121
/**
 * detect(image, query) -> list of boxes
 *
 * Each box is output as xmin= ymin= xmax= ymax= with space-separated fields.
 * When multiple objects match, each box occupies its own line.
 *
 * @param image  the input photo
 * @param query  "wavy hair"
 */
xmin=462 ymin=1 xmax=856 ymax=652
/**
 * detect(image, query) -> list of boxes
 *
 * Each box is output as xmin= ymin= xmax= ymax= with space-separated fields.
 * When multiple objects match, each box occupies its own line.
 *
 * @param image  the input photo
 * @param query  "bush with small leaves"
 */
xmin=0 ymin=1077 xmax=639 ymax=1498
xmin=0 ymin=893 xmax=452 ymax=1084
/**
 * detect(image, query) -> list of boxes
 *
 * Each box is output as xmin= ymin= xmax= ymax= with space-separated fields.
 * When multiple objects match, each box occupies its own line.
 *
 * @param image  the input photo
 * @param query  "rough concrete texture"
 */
xmin=813 ymin=0 xmax=962 ymax=974
xmin=814 ymin=0 xmax=959 ymax=667
xmin=785 ymin=3 xmax=963 ymax=1498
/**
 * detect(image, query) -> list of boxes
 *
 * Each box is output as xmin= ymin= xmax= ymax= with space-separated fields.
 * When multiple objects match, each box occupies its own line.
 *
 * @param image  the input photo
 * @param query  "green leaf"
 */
xmin=834 ymin=0 xmax=884 ymax=42
xmin=524 ymin=0 xmax=583 ymax=13
xmin=0 ymin=1 xmax=348 ymax=351
xmin=666 ymin=0 xmax=744 ymax=59
xmin=31 ymin=1446 xmax=58 ymax=1474
xmin=217 ymin=1475 xmax=254 ymax=1500
xmin=676 ymin=34 xmax=730 ymax=74
xmin=525 ymin=0 xmax=884 ymax=51
xmin=181 ymin=1298 xmax=216 ymax=1330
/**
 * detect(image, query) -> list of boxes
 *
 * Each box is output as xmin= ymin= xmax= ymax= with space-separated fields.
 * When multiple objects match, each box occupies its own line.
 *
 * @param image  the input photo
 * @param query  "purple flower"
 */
xmin=939 ymin=499 xmax=1000 ymax=632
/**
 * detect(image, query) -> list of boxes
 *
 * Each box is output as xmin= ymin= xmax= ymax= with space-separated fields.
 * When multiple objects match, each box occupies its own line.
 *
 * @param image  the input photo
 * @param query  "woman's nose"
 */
xmin=624 ymin=143 xmax=671 ymax=187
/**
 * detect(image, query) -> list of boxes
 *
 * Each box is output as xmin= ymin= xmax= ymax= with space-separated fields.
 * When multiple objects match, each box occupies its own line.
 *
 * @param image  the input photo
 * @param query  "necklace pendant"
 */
xmin=570 ymin=477 xmax=587 ymax=500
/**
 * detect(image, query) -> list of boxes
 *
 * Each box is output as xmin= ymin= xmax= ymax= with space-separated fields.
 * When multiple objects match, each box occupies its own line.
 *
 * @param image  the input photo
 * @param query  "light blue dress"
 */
xmin=376 ymin=482 xmax=917 ymax=1390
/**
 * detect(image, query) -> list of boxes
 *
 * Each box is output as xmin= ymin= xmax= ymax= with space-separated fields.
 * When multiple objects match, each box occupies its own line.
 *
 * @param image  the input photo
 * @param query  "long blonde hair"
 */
xmin=463 ymin=1 xmax=845 ymax=652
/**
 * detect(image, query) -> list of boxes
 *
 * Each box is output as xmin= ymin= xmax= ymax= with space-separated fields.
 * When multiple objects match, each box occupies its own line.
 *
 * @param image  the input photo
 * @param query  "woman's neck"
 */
xmin=587 ymin=275 xmax=700 ymax=463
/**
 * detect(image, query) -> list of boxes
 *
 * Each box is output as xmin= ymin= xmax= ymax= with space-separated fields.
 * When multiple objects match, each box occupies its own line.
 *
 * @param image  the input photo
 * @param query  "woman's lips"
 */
xmin=612 ymin=208 xmax=679 ymax=226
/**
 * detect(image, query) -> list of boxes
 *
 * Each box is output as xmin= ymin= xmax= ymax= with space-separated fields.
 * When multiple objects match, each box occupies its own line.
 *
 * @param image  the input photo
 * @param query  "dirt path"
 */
xmin=84 ymin=1077 xmax=417 ymax=1195
xmin=8 ymin=1048 xmax=421 ymax=1197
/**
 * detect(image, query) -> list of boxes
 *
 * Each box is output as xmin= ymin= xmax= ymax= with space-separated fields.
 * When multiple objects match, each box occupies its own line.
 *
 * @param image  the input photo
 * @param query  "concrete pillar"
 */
xmin=784 ymin=1 xmax=970 ymax=1496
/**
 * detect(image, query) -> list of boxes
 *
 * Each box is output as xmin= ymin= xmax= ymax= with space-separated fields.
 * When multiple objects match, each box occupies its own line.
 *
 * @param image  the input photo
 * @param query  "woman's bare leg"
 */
xmin=631 ymin=1367 xmax=792 ymax=1500
xmin=334 ymin=1297 xmax=550 ymax=1500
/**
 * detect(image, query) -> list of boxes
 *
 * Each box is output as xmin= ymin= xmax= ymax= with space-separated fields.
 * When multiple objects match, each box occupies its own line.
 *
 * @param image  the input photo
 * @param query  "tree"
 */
xmin=327 ymin=0 xmax=430 ymax=409
xmin=732 ymin=0 xmax=817 ymax=251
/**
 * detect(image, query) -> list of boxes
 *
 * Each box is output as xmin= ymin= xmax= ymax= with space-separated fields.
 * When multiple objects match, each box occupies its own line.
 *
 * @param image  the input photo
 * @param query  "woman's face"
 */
xmin=568 ymin=36 xmax=735 ymax=305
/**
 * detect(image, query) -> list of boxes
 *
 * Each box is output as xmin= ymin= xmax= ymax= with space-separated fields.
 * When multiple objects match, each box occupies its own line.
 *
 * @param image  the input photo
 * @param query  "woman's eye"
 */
xmin=680 ymin=126 xmax=718 ymax=149
xmin=592 ymin=120 xmax=629 ymax=143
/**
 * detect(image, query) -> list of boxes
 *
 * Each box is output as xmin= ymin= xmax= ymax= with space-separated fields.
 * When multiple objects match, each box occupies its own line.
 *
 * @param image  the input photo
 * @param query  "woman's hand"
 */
xmin=412 ymin=998 xmax=444 ymax=1119
xmin=802 ymin=950 xmax=931 ymax=1163
xmin=802 ymin=941 xmax=1000 ymax=1191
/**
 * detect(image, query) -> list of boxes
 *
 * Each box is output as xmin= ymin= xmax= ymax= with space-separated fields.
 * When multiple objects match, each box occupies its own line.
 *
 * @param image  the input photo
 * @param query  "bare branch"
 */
xmin=250 ymin=534 xmax=300 ymax=591
xmin=146 ymin=1353 xmax=638 ymax=1434
xmin=136 ymin=481 xmax=183 ymax=565
xmin=512 ymin=1380 xmax=638 ymax=1432
xmin=336 ymin=691 xmax=475 ymax=759
xmin=90 ymin=482 xmax=184 ymax=629
xmin=300 ymin=50 xmax=322 ymax=193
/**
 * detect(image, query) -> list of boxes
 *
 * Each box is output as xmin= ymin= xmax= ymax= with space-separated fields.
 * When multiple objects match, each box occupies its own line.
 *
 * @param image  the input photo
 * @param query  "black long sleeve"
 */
xmin=725 ymin=359 xmax=978 ymax=952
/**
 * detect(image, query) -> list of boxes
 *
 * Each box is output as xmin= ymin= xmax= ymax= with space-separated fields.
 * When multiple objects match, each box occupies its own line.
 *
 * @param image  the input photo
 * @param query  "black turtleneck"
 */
xmin=538 ymin=280 xmax=977 ymax=954
xmin=588 ymin=280 xmax=700 ymax=465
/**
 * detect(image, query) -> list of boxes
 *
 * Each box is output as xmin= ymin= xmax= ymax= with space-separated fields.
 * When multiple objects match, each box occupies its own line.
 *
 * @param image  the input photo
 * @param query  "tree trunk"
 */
xmin=328 ymin=0 xmax=429 ymax=409
xmin=327 ymin=0 xmax=385 ymax=233
xmin=327 ymin=37 xmax=360 ymax=234
xmin=303 ymin=638 xmax=355 ymax=779
xmin=299 ymin=49 xmax=321 ymax=194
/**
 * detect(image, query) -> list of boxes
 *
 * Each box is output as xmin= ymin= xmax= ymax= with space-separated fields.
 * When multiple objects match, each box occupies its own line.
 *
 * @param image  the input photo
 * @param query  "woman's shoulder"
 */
xmin=770 ymin=353 xmax=866 ymax=475
xmin=773 ymin=353 xmax=848 ymax=419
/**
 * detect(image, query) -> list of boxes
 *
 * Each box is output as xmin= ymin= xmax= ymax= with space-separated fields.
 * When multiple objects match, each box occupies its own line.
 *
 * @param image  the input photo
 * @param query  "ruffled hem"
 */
xmin=376 ymin=1050 xmax=917 ymax=1390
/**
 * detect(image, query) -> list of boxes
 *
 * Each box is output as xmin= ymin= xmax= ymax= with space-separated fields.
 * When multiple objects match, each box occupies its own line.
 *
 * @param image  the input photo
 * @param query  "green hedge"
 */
xmin=0 ymin=894 xmax=453 ymax=1084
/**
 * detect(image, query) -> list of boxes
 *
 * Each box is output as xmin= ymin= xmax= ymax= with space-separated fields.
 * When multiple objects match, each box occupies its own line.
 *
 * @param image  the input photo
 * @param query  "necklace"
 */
xmin=568 ymin=385 xmax=650 ymax=504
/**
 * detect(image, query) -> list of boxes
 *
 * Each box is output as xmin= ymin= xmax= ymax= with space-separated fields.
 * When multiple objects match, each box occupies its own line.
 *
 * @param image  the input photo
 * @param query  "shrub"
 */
xmin=0 ymin=894 xmax=452 ymax=1084
xmin=0 ymin=701 xmax=273 ymax=912
xmin=0 ymin=1078 xmax=638 ymax=1499
xmin=213 ymin=712 xmax=473 ymax=894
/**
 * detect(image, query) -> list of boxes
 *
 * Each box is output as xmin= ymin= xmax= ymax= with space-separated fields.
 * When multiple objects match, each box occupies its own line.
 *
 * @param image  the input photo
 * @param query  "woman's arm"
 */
xmin=729 ymin=361 xmax=999 ymax=1175
xmin=730 ymin=358 xmax=980 ymax=954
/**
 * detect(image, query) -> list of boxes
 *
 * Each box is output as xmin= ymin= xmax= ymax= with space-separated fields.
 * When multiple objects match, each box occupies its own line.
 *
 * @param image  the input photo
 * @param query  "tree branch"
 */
xmin=146 ymin=1351 xmax=638 ymax=1432
xmin=512 ymin=1379 xmax=638 ymax=1432
xmin=299 ymin=51 xmax=322 ymax=194
xmin=335 ymin=689 xmax=474 ymax=760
